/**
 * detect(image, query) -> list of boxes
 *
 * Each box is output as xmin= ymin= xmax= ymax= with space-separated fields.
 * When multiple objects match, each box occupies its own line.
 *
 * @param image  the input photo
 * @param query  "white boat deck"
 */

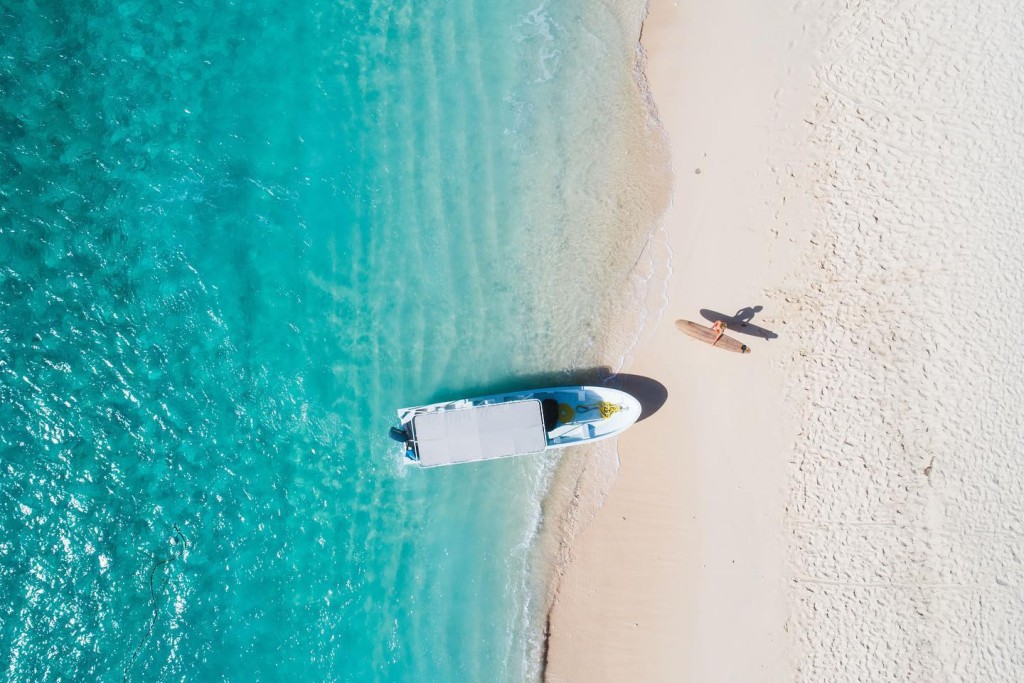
xmin=548 ymin=420 xmax=593 ymax=443
xmin=395 ymin=385 xmax=643 ymax=467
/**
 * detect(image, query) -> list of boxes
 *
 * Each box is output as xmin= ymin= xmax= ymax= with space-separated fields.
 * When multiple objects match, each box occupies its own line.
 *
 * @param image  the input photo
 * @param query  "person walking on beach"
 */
xmin=711 ymin=320 xmax=726 ymax=344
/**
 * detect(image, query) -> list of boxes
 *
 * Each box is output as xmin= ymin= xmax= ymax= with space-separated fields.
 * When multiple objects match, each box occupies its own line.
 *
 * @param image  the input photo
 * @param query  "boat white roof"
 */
xmin=411 ymin=399 xmax=547 ymax=467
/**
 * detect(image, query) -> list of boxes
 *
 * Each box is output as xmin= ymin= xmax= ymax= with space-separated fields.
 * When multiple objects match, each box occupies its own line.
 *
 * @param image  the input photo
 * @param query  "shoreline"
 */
xmin=544 ymin=0 xmax=1024 ymax=679
xmin=542 ymin=0 xmax=818 ymax=679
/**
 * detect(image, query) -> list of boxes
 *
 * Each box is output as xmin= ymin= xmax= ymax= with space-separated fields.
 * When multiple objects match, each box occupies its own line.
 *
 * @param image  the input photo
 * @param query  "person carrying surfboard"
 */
xmin=711 ymin=320 xmax=726 ymax=343
xmin=675 ymin=319 xmax=751 ymax=354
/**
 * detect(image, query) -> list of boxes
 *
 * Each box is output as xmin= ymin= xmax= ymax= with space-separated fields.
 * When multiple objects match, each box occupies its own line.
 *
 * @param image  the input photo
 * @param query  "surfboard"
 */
xmin=675 ymin=319 xmax=751 ymax=354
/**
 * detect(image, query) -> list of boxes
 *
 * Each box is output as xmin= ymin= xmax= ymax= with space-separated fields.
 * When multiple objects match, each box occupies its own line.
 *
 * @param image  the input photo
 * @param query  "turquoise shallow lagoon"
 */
xmin=0 ymin=0 xmax=665 ymax=680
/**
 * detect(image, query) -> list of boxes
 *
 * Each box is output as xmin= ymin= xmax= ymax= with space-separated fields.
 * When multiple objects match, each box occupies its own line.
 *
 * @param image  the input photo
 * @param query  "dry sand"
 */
xmin=545 ymin=0 xmax=1024 ymax=680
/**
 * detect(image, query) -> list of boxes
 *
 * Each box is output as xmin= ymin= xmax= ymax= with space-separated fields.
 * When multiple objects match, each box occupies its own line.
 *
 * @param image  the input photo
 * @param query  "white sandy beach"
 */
xmin=545 ymin=0 xmax=1024 ymax=680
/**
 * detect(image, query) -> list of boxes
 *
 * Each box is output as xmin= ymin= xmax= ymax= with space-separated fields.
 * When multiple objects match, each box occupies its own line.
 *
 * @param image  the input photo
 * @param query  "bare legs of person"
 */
xmin=711 ymin=320 xmax=726 ymax=344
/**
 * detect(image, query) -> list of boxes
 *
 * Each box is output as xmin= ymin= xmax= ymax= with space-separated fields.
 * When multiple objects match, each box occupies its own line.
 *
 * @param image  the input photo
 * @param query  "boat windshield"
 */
xmin=541 ymin=398 xmax=559 ymax=432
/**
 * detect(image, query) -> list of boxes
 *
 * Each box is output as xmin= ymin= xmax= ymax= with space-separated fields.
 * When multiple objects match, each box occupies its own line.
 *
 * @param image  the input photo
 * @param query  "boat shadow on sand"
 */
xmin=425 ymin=367 xmax=667 ymax=423
xmin=700 ymin=305 xmax=779 ymax=341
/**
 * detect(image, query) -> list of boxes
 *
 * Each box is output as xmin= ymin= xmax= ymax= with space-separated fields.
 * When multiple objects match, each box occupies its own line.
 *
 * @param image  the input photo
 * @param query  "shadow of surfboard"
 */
xmin=699 ymin=308 xmax=779 ymax=340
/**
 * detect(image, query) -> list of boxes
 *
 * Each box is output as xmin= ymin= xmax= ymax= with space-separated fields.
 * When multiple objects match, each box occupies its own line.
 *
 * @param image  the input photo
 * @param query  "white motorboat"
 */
xmin=390 ymin=385 xmax=642 ymax=467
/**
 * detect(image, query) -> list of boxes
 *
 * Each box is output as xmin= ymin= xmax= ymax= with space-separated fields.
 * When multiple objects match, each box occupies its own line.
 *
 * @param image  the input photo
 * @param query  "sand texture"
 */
xmin=545 ymin=0 xmax=1024 ymax=680
xmin=776 ymin=0 xmax=1024 ymax=679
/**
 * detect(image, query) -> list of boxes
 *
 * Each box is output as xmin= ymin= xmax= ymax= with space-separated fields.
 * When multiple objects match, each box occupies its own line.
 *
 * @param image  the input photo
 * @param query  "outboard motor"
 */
xmin=389 ymin=426 xmax=409 ymax=443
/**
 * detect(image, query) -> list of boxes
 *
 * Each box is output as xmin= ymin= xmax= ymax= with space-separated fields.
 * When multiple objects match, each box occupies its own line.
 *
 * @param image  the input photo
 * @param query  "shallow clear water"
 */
xmin=0 ymin=0 xmax=665 ymax=680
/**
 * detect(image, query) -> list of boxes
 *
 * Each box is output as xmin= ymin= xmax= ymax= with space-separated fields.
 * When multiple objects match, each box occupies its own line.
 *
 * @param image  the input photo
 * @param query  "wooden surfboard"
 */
xmin=675 ymin=319 xmax=751 ymax=354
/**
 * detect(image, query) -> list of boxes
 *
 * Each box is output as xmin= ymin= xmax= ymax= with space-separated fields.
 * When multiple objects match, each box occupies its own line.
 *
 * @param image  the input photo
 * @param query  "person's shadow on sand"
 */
xmin=699 ymin=305 xmax=779 ymax=340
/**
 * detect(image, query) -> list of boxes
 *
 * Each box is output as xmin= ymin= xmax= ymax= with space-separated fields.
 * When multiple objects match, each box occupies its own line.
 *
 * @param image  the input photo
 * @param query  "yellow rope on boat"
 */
xmin=576 ymin=401 xmax=621 ymax=419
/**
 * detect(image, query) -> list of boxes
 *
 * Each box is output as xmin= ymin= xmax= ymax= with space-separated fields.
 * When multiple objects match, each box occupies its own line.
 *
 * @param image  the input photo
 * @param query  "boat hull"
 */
xmin=395 ymin=385 xmax=642 ymax=466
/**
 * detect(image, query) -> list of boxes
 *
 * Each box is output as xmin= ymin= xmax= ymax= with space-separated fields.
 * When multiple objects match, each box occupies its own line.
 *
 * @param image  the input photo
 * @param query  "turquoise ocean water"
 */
xmin=1 ymin=1 xmax=665 ymax=680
